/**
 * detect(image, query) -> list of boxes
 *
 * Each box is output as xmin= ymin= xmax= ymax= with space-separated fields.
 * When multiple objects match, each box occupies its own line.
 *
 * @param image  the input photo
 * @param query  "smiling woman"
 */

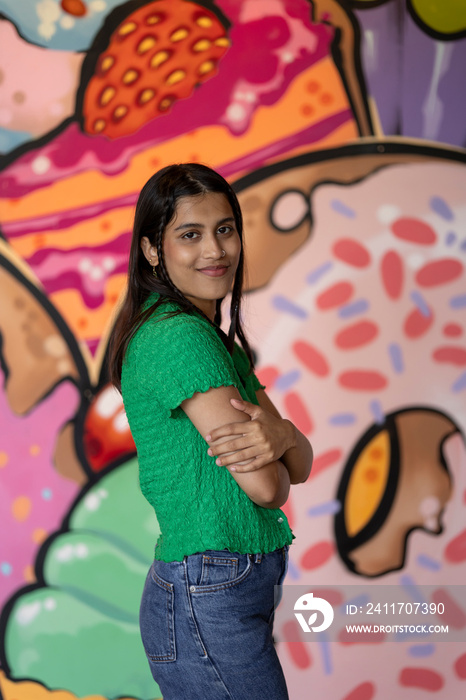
xmin=108 ymin=164 xmax=313 ymax=700
xmin=140 ymin=191 xmax=241 ymax=321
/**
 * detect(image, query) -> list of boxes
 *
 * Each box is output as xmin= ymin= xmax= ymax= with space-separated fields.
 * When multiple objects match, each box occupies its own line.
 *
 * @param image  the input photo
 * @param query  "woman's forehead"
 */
xmin=169 ymin=192 xmax=233 ymax=226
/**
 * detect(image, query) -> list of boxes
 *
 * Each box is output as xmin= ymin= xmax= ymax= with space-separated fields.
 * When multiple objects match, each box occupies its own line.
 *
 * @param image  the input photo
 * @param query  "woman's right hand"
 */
xmin=205 ymin=398 xmax=295 ymax=472
xmin=181 ymin=385 xmax=290 ymax=509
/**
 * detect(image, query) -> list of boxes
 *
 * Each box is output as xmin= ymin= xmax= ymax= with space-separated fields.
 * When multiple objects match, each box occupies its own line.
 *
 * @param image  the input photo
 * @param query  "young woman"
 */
xmin=109 ymin=163 xmax=313 ymax=700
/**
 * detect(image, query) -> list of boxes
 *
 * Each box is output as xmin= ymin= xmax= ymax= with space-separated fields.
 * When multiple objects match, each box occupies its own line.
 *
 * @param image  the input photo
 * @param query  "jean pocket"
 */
xmin=139 ymin=564 xmax=176 ymax=662
xmin=192 ymin=552 xmax=252 ymax=593
xmin=199 ymin=553 xmax=239 ymax=586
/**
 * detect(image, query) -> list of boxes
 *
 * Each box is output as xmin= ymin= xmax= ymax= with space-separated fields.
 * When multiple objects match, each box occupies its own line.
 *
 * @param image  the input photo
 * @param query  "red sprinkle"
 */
xmin=380 ymin=250 xmax=403 ymax=299
xmin=335 ymin=320 xmax=379 ymax=349
xmin=338 ymin=370 xmax=387 ymax=391
xmin=443 ymin=323 xmax=463 ymax=338
xmin=312 ymin=588 xmax=343 ymax=607
xmin=416 ymin=259 xmax=463 ymax=287
xmin=284 ymin=392 xmax=313 ymax=435
xmin=255 ymin=366 xmax=279 ymax=389
xmin=404 ymin=308 xmax=434 ymax=338
xmin=316 ymin=281 xmax=354 ymax=310
xmin=432 ymin=346 xmax=466 ymax=366
xmin=282 ymin=621 xmax=312 ymax=669
xmin=341 ymin=682 xmax=376 ymax=700
xmin=432 ymin=589 xmax=466 ymax=629
xmin=391 ymin=217 xmax=437 ymax=245
xmin=399 ymin=667 xmax=444 ymax=691
xmin=445 ymin=529 xmax=466 ymax=563
xmin=454 ymin=652 xmax=466 ymax=680
xmin=61 ymin=0 xmax=87 ymax=17
xmin=301 ymin=541 xmax=334 ymax=570
xmin=310 ymin=449 xmax=342 ymax=478
xmin=333 ymin=239 xmax=371 ymax=268
xmin=293 ymin=340 xmax=330 ymax=377
xmin=338 ymin=628 xmax=385 ymax=645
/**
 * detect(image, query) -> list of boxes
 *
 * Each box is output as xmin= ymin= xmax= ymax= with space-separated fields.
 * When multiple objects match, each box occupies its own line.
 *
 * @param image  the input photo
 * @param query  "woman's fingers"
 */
xmin=206 ymin=421 xmax=252 ymax=442
xmin=208 ymin=434 xmax=255 ymax=457
xmin=216 ymin=446 xmax=271 ymax=468
xmin=226 ymin=456 xmax=270 ymax=473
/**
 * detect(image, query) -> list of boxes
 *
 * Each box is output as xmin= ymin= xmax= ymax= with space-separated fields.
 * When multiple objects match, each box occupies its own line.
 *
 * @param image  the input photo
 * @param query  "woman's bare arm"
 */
xmin=205 ymin=390 xmax=313 ymax=484
xmin=255 ymin=389 xmax=313 ymax=484
xmin=181 ymin=385 xmax=290 ymax=509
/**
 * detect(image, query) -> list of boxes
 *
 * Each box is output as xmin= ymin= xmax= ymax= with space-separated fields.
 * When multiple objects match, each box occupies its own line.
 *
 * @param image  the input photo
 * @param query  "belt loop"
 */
xmin=254 ymin=553 xmax=262 ymax=564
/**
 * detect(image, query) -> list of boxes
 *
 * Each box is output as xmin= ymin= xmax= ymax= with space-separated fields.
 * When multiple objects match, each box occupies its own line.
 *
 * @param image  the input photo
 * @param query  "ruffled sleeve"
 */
xmin=132 ymin=312 xmax=240 ymax=415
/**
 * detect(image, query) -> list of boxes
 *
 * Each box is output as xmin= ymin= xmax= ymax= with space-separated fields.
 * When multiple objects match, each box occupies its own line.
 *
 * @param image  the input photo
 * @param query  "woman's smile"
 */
xmin=197 ymin=264 xmax=229 ymax=276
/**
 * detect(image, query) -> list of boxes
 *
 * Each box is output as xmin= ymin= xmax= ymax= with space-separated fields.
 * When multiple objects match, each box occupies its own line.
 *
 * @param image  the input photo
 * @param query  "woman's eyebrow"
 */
xmin=174 ymin=216 xmax=235 ymax=232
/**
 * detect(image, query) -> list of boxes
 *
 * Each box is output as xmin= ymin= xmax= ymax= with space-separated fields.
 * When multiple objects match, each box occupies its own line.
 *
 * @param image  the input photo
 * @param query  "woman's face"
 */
xmin=142 ymin=192 xmax=241 ymax=321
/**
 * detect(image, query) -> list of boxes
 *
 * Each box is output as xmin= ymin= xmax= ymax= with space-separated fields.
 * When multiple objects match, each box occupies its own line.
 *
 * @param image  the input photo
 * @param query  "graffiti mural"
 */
xmin=1 ymin=1 xmax=465 ymax=699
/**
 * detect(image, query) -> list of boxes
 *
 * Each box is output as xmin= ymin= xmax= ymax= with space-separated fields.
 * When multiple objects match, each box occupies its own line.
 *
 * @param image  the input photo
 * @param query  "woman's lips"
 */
xmin=198 ymin=266 xmax=228 ymax=277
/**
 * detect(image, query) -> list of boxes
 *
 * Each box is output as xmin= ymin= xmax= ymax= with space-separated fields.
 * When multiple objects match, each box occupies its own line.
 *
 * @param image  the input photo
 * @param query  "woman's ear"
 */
xmin=140 ymin=237 xmax=159 ymax=265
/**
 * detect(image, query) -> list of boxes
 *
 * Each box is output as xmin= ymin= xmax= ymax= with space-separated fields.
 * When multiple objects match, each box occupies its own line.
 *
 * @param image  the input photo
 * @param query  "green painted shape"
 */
xmin=69 ymin=457 xmax=160 ymax=560
xmin=4 ymin=458 xmax=163 ymax=699
xmin=43 ymin=531 xmax=148 ymax=619
xmin=5 ymin=588 xmax=159 ymax=699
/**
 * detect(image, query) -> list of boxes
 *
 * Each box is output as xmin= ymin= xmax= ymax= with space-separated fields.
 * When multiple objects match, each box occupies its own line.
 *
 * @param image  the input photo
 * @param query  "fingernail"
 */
xmin=205 ymin=434 xmax=211 ymax=441
xmin=207 ymin=449 xmax=213 ymax=456
xmin=229 ymin=466 xmax=236 ymax=472
xmin=216 ymin=458 xmax=222 ymax=466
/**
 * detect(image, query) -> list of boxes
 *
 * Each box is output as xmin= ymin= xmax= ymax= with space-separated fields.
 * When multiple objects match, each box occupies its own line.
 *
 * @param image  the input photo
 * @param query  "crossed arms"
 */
xmin=181 ymin=385 xmax=313 ymax=509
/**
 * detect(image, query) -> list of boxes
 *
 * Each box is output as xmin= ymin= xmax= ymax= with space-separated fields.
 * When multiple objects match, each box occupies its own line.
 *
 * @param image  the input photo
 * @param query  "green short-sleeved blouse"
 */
xmin=121 ymin=294 xmax=293 ymax=562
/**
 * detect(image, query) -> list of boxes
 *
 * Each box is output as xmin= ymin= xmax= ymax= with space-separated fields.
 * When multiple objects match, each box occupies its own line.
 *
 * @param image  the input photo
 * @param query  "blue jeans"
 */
xmin=139 ymin=547 xmax=289 ymax=700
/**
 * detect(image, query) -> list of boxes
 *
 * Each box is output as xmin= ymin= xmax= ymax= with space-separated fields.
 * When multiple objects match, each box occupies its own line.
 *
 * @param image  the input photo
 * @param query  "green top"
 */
xmin=121 ymin=293 xmax=293 ymax=562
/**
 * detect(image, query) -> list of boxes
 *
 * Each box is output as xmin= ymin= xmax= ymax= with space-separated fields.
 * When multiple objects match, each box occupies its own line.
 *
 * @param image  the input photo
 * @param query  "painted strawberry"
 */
xmin=82 ymin=0 xmax=230 ymax=138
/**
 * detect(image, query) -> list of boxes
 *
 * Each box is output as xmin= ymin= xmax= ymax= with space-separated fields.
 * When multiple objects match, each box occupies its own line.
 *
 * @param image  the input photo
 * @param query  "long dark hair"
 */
xmin=108 ymin=163 xmax=254 ymax=389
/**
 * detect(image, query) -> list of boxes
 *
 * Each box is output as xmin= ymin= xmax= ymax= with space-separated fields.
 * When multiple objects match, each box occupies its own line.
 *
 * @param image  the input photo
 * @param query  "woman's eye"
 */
xmin=182 ymin=231 xmax=198 ymax=239
xmin=217 ymin=226 xmax=232 ymax=235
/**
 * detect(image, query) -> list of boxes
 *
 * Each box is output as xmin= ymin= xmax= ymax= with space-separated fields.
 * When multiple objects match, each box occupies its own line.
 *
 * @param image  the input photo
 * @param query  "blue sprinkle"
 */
xmin=331 ymin=199 xmax=356 ymax=219
xmin=450 ymin=294 xmax=466 ymax=309
xmin=275 ymin=370 xmax=302 ymax=392
xmin=461 ymin=239 xmax=466 ymax=252
xmin=307 ymin=500 xmax=341 ymax=517
xmin=400 ymin=575 xmax=428 ymax=604
xmin=395 ymin=628 xmax=430 ymax=643
xmin=445 ymin=231 xmax=457 ymax=246
xmin=318 ymin=635 xmax=333 ymax=674
xmin=410 ymin=290 xmax=431 ymax=317
xmin=1 ymin=562 xmax=12 ymax=576
xmin=388 ymin=343 xmax=404 ymax=373
xmin=328 ymin=413 xmax=356 ymax=426
xmin=287 ymin=559 xmax=300 ymax=581
xmin=41 ymin=488 xmax=53 ymax=501
xmin=417 ymin=554 xmax=441 ymax=572
xmin=370 ymin=400 xmax=385 ymax=424
xmin=338 ymin=299 xmax=369 ymax=319
xmin=408 ymin=644 xmax=436 ymax=658
xmin=306 ymin=261 xmax=333 ymax=285
xmin=452 ymin=371 xmax=466 ymax=393
xmin=430 ymin=196 xmax=454 ymax=221
xmin=272 ymin=296 xmax=308 ymax=319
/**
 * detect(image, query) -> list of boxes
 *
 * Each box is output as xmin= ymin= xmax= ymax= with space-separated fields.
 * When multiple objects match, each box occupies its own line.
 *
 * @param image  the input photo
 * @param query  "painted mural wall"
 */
xmin=0 ymin=1 xmax=465 ymax=699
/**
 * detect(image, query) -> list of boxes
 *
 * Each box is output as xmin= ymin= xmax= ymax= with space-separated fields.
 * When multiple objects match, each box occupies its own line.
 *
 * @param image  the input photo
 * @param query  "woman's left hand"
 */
xmin=205 ymin=398 xmax=295 ymax=472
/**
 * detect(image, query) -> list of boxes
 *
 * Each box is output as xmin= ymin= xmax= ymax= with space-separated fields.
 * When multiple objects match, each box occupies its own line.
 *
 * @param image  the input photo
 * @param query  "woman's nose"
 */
xmin=203 ymin=234 xmax=223 ymax=259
